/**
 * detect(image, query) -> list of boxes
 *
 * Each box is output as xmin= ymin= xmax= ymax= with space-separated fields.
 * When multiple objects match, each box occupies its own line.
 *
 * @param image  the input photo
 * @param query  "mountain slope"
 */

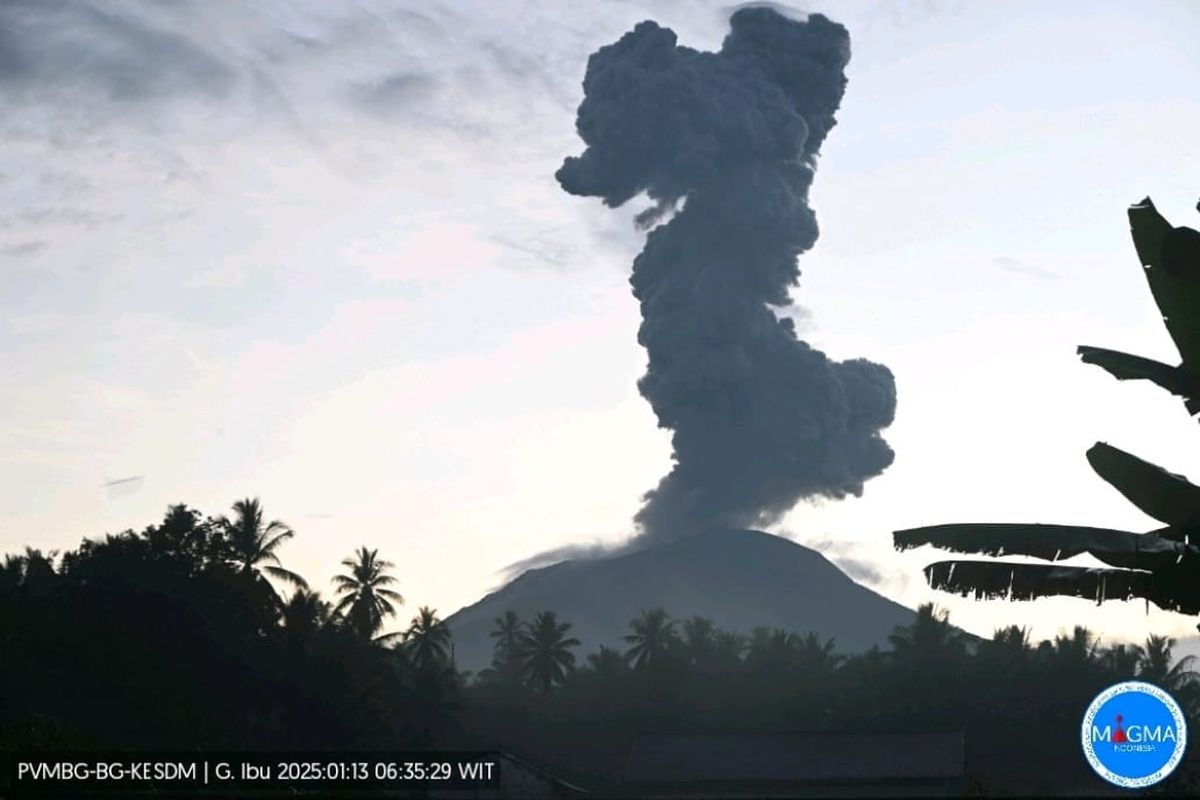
xmin=445 ymin=528 xmax=914 ymax=674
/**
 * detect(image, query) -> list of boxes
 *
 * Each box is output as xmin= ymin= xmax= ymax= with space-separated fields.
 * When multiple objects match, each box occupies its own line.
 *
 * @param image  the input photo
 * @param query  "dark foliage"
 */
xmin=0 ymin=502 xmax=458 ymax=751
xmin=6 ymin=503 xmax=1198 ymax=793
xmin=895 ymin=197 xmax=1200 ymax=618
xmin=464 ymin=605 xmax=1200 ymax=794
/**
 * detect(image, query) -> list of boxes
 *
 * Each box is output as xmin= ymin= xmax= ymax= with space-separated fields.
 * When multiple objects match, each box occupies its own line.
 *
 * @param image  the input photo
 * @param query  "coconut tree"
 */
xmin=332 ymin=547 xmax=403 ymax=640
xmin=1051 ymin=626 xmax=1100 ymax=668
xmin=712 ymin=629 xmax=748 ymax=668
xmin=888 ymin=604 xmax=967 ymax=664
xmin=488 ymin=610 xmax=525 ymax=681
xmin=745 ymin=627 xmax=798 ymax=674
xmin=220 ymin=498 xmax=307 ymax=603
xmin=584 ymin=646 xmax=628 ymax=681
xmin=517 ymin=611 xmax=580 ymax=692
xmin=404 ymin=606 xmax=452 ymax=671
xmin=682 ymin=616 xmax=716 ymax=666
xmin=895 ymin=198 xmax=1200 ymax=618
xmin=986 ymin=625 xmax=1032 ymax=659
xmin=623 ymin=608 xmax=679 ymax=670
xmin=1102 ymin=641 xmax=1144 ymax=679
xmin=281 ymin=588 xmax=330 ymax=648
xmin=1138 ymin=634 xmax=1200 ymax=693
xmin=794 ymin=631 xmax=844 ymax=677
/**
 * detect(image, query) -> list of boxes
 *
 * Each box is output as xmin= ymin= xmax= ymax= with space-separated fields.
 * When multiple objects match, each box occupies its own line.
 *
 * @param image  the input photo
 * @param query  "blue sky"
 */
xmin=2 ymin=0 xmax=1199 ymax=646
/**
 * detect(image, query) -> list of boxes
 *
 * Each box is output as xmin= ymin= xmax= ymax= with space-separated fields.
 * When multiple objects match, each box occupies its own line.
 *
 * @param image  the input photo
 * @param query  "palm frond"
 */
xmin=1086 ymin=442 xmax=1200 ymax=528
xmin=260 ymin=530 xmax=294 ymax=555
xmin=263 ymin=565 xmax=308 ymax=588
xmin=331 ymin=574 xmax=358 ymax=590
xmin=895 ymin=523 xmax=1196 ymax=570
xmin=376 ymin=588 xmax=404 ymax=601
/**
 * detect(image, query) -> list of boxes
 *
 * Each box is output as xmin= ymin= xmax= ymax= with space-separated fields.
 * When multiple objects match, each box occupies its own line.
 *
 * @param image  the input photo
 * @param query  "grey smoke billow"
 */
xmin=558 ymin=7 xmax=896 ymax=543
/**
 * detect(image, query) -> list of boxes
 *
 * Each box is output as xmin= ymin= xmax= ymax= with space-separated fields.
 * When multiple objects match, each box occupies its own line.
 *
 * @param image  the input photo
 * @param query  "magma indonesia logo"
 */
xmin=1082 ymin=681 xmax=1187 ymax=788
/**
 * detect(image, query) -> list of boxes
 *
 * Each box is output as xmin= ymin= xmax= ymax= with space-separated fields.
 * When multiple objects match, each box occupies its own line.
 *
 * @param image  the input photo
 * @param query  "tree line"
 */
xmin=4 ymin=500 xmax=1199 ymax=791
xmin=473 ymin=604 xmax=1200 ymax=704
xmin=463 ymin=605 xmax=1200 ymax=791
xmin=0 ymin=499 xmax=457 ymax=751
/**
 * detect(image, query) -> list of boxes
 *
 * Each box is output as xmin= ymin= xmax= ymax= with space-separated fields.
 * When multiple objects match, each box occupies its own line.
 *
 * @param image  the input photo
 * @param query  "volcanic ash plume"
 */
xmin=557 ymin=7 xmax=896 ymax=544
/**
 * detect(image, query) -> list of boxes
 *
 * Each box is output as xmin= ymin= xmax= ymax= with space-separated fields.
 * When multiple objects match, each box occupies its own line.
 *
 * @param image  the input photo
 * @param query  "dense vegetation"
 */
xmin=3 ymin=500 xmax=1199 ymax=793
xmin=464 ymin=604 xmax=1200 ymax=792
xmin=0 ymin=500 xmax=458 ymax=751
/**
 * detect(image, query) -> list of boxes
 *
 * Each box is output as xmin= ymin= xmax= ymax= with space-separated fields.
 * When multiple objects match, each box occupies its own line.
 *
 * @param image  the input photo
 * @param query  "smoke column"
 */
xmin=557 ymin=7 xmax=896 ymax=544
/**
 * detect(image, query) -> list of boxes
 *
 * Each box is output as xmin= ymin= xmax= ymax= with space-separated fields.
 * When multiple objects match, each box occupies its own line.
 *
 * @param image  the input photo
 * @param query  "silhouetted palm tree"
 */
xmin=1101 ymin=641 xmax=1143 ymax=678
xmin=405 ymin=607 xmax=452 ymax=671
xmin=517 ymin=611 xmax=579 ymax=692
xmin=623 ymin=608 xmax=678 ymax=670
xmin=220 ymin=498 xmax=307 ymax=600
xmin=795 ymin=631 xmax=843 ymax=676
xmin=988 ymin=625 xmax=1031 ymax=655
xmin=712 ymin=629 xmax=747 ymax=667
xmin=585 ymin=646 xmax=628 ymax=681
xmin=1052 ymin=626 xmax=1099 ymax=667
xmin=333 ymin=547 xmax=403 ymax=640
xmin=489 ymin=610 xmax=525 ymax=680
xmin=1139 ymin=634 xmax=1199 ymax=692
xmin=683 ymin=616 xmax=716 ymax=665
xmin=888 ymin=604 xmax=967 ymax=664
xmin=281 ymin=588 xmax=329 ymax=647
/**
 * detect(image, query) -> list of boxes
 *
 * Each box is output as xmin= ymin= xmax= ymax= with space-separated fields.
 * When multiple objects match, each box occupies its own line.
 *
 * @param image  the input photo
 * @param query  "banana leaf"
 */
xmin=1128 ymin=198 xmax=1200 ymax=367
xmin=923 ymin=560 xmax=1200 ymax=615
xmin=894 ymin=523 xmax=1196 ymax=570
xmin=1076 ymin=345 xmax=1200 ymax=415
xmin=1086 ymin=441 xmax=1200 ymax=529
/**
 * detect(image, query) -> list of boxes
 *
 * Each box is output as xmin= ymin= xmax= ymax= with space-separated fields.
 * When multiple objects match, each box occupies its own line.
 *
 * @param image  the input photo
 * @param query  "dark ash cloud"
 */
xmin=558 ymin=7 xmax=896 ymax=544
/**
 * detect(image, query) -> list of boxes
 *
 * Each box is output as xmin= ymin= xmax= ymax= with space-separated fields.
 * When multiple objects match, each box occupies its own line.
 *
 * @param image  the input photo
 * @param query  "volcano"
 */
xmin=445 ymin=529 xmax=914 ymax=674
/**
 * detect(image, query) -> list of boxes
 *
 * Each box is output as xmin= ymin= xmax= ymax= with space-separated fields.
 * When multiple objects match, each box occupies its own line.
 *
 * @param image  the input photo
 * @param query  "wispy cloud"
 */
xmin=1 ymin=240 xmax=47 ymax=257
xmin=993 ymin=255 xmax=1059 ymax=280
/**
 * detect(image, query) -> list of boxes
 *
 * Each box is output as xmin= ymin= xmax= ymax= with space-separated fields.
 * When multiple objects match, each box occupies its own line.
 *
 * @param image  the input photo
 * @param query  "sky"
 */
xmin=2 ymin=0 xmax=1200 ymax=648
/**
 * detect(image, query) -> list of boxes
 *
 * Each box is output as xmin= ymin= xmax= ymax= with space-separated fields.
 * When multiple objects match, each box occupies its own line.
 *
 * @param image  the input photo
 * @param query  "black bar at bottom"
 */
xmin=2 ymin=751 xmax=502 ymax=794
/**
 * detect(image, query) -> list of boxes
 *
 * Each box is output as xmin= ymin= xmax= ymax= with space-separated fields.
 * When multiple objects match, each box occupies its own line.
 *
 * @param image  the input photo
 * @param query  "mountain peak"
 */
xmin=445 ymin=530 xmax=912 ymax=673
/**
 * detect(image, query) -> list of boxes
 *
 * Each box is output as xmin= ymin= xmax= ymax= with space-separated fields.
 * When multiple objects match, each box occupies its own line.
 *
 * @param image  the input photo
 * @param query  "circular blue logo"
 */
xmin=1082 ymin=681 xmax=1187 ymax=788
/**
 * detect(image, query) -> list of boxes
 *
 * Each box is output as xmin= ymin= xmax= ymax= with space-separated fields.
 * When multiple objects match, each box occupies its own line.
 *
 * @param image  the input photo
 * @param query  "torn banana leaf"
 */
xmin=1086 ymin=441 xmax=1200 ymax=529
xmin=895 ymin=523 xmax=1196 ymax=571
xmin=923 ymin=560 xmax=1200 ymax=615
xmin=1128 ymin=198 xmax=1200 ymax=368
xmin=1076 ymin=345 xmax=1200 ymax=415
